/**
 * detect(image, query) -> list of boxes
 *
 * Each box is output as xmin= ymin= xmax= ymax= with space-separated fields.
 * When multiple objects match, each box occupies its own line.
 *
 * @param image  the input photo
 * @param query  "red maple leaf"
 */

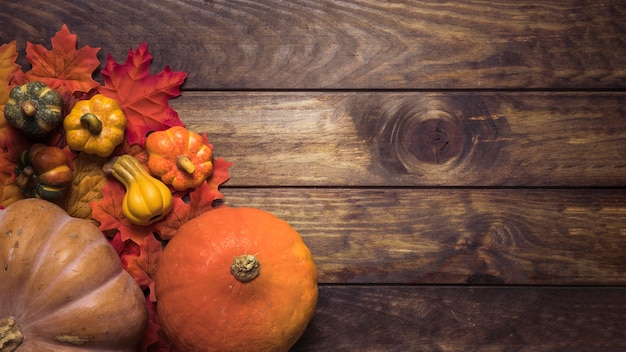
xmin=154 ymin=157 xmax=232 ymax=240
xmin=125 ymin=233 xmax=163 ymax=302
xmin=118 ymin=141 xmax=149 ymax=161
xmin=139 ymin=298 xmax=173 ymax=352
xmin=23 ymin=25 xmax=100 ymax=95
xmin=107 ymin=230 xmax=141 ymax=269
xmin=98 ymin=43 xmax=187 ymax=146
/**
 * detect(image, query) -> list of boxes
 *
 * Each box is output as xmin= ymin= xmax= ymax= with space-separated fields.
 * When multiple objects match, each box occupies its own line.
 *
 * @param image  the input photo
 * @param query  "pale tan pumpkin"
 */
xmin=0 ymin=198 xmax=148 ymax=352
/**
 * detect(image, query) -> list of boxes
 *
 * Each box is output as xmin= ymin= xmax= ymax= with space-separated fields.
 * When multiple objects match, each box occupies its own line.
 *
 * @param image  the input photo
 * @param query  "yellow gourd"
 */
xmin=106 ymin=154 xmax=173 ymax=226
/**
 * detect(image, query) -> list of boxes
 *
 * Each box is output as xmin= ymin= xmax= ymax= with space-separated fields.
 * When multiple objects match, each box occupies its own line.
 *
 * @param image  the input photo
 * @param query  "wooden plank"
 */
xmin=292 ymin=285 xmax=626 ymax=351
xmin=2 ymin=0 xmax=626 ymax=89
xmin=220 ymin=187 xmax=626 ymax=285
xmin=176 ymin=91 xmax=626 ymax=187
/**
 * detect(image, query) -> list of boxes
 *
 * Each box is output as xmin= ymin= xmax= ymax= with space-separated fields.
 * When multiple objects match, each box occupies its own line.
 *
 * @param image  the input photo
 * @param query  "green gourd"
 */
xmin=4 ymin=81 xmax=63 ymax=139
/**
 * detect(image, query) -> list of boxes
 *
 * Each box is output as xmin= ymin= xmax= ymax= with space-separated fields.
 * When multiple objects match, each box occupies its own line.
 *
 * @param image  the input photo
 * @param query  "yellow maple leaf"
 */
xmin=0 ymin=41 xmax=20 ymax=121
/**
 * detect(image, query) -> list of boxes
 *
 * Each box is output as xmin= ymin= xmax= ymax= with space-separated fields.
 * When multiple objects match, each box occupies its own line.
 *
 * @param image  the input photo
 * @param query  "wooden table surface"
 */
xmin=3 ymin=1 xmax=626 ymax=350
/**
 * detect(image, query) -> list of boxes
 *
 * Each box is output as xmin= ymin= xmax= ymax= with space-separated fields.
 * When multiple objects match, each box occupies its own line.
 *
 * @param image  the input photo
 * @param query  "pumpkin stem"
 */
xmin=0 ymin=317 xmax=24 ymax=352
xmin=54 ymin=334 xmax=94 ymax=346
xmin=80 ymin=113 xmax=103 ymax=135
xmin=231 ymin=254 xmax=260 ymax=282
xmin=176 ymin=155 xmax=196 ymax=174
xmin=102 ymin=156 xmax=118 ymax=177
xmin=20 ymin=100 xmax=37 ymax=117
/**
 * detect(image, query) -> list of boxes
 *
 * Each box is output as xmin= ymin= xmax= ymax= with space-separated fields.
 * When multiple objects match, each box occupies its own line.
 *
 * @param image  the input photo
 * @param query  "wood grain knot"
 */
xmin=404 ymin=116 xmax=464 ymax=164
xmin=384 ymin=96 xmax=485 ymax=174
xmin=351 ymin=94 xmax=505 ymax=182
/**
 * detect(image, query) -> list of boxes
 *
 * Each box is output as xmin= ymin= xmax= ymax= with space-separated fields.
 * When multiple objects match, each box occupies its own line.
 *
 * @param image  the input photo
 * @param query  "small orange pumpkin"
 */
xmin=145 ymin=126 xmax=213 ymax=191
xmin=155 ymin=206 xmax=318 ymax=352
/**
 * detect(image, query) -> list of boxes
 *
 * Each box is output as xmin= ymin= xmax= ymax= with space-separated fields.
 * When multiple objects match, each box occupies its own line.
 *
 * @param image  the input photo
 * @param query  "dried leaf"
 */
xmin=63 ymin=152 xmax=108 ymax=219
xmin=0 ymin=41 xmax=20 ymax=110
xmin=98 ymin=43 xmax=186 ymax=146
xmin=0 ymin=176 xmax=22 ymax=207
xmin=24 ymin=25 xmax=100 ymax=95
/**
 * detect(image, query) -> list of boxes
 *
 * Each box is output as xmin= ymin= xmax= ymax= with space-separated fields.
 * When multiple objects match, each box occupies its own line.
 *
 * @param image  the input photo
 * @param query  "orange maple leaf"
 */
xmin=108 ymin=230 xmax=141 ymax=269
xmin=24 ymin=25 xmax=100 ymax=95
xmin=98 ymin=43 xmax=187 ymax=146
xmin=0 ymin=40 xmax=26 ymax=150
xmin=0 ymin=40 xmax=31 ymax=204
xmin=154 ymin=157 xmax=232 ymax=241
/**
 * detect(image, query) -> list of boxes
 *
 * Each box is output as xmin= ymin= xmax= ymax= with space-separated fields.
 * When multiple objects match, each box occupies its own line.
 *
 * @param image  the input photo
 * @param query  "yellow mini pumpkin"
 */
xmin=0 ymin=198 xmax=148 ymax=351
xmin=64 ymin=94 xmax=126 ymax=157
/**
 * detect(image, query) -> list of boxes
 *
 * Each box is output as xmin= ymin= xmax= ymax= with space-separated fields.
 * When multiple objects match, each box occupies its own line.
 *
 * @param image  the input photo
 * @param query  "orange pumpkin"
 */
xmin=145 ymin=126 xmax=213 ymax=191
xmin=155 ymin=206 xmax=318 ymax=352
xmin=0 ymin=198 xmax=148 ymax=351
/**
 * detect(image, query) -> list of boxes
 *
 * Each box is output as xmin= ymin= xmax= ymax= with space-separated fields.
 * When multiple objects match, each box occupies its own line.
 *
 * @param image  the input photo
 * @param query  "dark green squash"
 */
xmin=3 ymin=81 xmax=63 ymax=139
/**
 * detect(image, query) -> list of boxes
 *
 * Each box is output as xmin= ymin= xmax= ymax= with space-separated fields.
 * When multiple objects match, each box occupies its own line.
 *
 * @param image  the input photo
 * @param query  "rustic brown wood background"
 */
xmin=3 ymin=0 xmax=626 ymax=350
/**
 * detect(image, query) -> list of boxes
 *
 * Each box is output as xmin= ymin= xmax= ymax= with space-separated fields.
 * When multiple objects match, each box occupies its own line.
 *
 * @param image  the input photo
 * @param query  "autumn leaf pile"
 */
xmin=0 ymin=25 xmax=231 ymax=351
